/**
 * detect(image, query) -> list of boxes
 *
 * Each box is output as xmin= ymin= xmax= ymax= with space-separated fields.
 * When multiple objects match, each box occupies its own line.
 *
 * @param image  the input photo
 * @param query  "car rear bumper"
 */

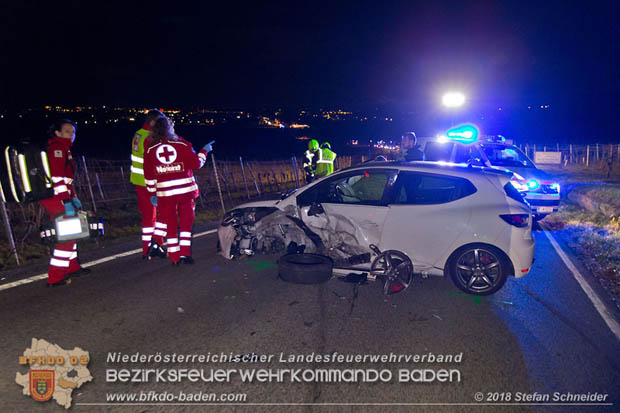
xmin=507 ymin=229 xmax=535 ymax=278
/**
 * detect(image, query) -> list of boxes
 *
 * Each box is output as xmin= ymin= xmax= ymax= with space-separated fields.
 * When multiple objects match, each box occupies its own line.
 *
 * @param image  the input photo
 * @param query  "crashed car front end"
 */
xmin=217 ymin=202 xmax=371 ymax=266
xmin=218 ymin=205 xmax=316 ymax=259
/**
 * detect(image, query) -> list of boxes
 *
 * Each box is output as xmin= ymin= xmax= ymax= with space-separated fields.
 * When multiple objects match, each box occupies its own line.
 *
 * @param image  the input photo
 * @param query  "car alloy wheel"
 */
xmin=449 ymin=244 xmax=508 ymax=295
xmin=370 ymin=250 xmax=414 ymax=295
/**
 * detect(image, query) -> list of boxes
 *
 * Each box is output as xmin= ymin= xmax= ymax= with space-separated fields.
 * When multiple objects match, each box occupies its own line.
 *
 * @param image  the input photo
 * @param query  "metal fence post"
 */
xmin=291 ymin=156 xmax=300 ymax=189
xmin=95 ymin=173 xmax=106 ymax=202
xmin=119 ymin=166 xmax=128 ymax=194
xmin=210 ymin=153 xmax=226 ymax=213
xmin=1 ymin=200 xmax=20 ymax=265
xmin=239 ymin=156 xmax=250 ymax=199
xmin=246 ymin=162 xmax=261 ymax=196
xmin=81 ymin=156 xmax=97 ymax=213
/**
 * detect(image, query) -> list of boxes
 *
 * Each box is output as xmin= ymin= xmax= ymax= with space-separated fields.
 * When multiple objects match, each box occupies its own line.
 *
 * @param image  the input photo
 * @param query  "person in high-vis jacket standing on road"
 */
xmin=40 ymin=119 xmax=91 ymax=287
xmin=303 ymin=139 xmax=320 ymax=183
xmin=315 ymin=142 xmax=336 ymax=178
xmin=131 ymin=109 xmax=167 ymax=259
xmin=143 ymin=117 xmax=213 ymax=265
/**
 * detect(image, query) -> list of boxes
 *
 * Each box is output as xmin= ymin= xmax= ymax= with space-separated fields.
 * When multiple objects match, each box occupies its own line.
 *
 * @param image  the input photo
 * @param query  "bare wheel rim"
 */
xmin=454 ymin=248 xmax=502 ymax=293
xmin=370 ymin=251 xmax=413 ymax=295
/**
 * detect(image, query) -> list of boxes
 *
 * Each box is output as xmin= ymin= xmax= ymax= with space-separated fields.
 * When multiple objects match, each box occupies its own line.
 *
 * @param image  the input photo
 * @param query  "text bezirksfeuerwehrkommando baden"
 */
xmin=106 ymin=351 xmax=463 ymax=364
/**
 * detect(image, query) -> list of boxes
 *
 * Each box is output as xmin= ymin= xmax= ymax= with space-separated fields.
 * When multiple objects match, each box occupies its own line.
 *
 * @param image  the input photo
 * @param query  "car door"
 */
xmin=295 ymin=168 xmax=398 ymax=252
xmin=381 ymin=171 xmax=475 ymax=270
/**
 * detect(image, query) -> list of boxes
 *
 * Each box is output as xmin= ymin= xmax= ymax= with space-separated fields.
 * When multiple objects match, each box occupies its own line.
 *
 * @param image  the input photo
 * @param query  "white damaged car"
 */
xmin=218 ymin=161 xmax=535 ymax=295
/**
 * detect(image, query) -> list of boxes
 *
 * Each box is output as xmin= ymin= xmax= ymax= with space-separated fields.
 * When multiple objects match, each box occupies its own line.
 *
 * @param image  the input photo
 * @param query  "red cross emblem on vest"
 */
xmin=156 ymin=144 xmax=177 ymax=164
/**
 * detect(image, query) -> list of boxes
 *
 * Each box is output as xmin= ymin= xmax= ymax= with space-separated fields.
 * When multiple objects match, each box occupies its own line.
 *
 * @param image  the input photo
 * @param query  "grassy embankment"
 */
xmin=542 ymin=165 xmax=620 ymax=304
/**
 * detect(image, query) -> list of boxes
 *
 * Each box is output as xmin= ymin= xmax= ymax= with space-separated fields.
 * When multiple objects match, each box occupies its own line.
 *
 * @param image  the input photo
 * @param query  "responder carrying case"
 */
xmin=0 ymin=140 xmax=54 ymax=203
xmin=40 ymin=211 xmax=104 ymax=244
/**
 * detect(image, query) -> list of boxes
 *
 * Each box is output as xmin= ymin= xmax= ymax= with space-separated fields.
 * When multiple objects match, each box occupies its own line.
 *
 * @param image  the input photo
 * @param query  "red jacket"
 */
xmin=47 ymin=137 xmax=76 ymax=201
xmin=143 ymin=137 xmax=207 ymax=199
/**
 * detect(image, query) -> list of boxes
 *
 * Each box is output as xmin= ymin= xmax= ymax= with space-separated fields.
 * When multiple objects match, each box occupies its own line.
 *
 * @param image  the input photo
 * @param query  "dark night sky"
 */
xmin=2 ymin=0 xmax=620 ymax=114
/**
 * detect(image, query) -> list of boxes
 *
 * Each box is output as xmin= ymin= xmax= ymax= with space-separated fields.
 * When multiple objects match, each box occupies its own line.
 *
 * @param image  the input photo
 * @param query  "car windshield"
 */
xmin=480 ymin=144 xmax=535 ymax=168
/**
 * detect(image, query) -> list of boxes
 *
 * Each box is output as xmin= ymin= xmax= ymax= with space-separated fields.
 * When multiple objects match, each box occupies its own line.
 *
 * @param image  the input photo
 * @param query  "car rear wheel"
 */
xmin=278 ymin=253 xmax=333 ymax=284
xmin=447 ymin=244 xmax=510 ymax=295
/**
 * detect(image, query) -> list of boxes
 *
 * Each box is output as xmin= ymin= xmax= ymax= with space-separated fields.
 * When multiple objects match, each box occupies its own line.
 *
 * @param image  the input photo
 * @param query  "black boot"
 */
xmin=179 ymin=256 xmax=194 ymax=265
xmin=148 ymin=242 xmax=167 ymax=259
xmin=46 ymin=279 xmax=69 ymax=288
xmin=67 ymin=267 xmax=92 ymax=278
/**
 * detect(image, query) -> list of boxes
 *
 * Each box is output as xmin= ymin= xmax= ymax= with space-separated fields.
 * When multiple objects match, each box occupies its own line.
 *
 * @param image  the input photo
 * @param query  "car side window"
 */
xmin=392 ymin=172 xmax=477 ymax=205
xmin=298 ymin=170 xmax=394 ymax=206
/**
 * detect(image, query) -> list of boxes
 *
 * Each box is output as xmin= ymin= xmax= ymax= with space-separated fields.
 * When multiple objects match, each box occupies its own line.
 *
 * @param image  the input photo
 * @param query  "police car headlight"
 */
xmin=526 ymin=179 xmax=540 ymax=191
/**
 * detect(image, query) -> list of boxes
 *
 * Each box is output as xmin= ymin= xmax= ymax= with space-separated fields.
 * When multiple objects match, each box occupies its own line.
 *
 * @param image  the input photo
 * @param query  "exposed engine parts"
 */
xmin=218 ymin=206 xmax=416 ymax=295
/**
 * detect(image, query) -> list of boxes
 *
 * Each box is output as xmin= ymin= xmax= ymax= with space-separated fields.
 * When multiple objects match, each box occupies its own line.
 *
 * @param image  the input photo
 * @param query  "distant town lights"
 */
xmin=442 ymin=92 xmax=466 ymax=108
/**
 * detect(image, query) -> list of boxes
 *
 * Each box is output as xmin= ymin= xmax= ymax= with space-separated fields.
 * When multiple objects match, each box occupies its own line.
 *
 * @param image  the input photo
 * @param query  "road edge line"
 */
xmin=540 ymin=224 xmax=620 ymax=341
xmin=0 ymin=229 xmax=218 ymax=292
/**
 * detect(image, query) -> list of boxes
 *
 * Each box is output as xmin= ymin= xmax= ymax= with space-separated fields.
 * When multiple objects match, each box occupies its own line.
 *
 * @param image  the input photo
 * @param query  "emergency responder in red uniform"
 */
xmin=143 ymin=117 xmax=213 ymax=265
xmin=40 ymin=119 xmax=91 ymax=287
xmin=130 ymin=109 xmax=167 ymax=259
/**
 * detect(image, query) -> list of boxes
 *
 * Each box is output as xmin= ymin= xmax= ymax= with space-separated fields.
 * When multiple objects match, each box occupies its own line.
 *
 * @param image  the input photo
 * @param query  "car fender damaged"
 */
xmin=218 ymin=205 xmax=318 ymax=260
xmin=218 ymin=204 xmax=371 ymax=263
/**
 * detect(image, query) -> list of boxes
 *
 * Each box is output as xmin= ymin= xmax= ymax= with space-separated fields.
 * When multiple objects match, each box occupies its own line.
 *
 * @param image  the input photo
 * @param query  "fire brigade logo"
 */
xmin=29 ymin=370 xmax=54 ymax=402
xmin=16 ymin=338 xmax=93 ymax=409
xmin=156 ymin=144 xmax=177 ymax=164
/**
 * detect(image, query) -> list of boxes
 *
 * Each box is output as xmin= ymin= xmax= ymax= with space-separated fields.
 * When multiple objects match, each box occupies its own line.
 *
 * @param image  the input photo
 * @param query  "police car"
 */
xmin=423 ymin=126 xmax=560 ymax=221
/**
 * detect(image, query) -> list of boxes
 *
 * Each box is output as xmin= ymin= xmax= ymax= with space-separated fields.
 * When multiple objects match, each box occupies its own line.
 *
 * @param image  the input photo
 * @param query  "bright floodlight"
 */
xmin=442 ymin=92 xmax=465 ymax=108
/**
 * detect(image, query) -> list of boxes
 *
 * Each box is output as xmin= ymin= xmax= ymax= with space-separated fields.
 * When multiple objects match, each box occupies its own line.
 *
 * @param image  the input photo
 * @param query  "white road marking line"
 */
xmin=541 ymin=225 xmax=620 ymax=341
xmin=0 ymin=229 xmax=218 ymax=292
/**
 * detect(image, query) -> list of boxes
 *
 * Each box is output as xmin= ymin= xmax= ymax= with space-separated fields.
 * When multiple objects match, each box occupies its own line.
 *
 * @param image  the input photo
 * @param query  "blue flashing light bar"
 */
xmin=445 ymin=124 xmax=479 ymax=143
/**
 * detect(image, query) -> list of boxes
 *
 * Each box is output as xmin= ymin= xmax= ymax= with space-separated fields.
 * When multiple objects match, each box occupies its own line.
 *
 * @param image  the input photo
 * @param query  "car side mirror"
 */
xmin=308 ymin=202 xmax=325 ymax=216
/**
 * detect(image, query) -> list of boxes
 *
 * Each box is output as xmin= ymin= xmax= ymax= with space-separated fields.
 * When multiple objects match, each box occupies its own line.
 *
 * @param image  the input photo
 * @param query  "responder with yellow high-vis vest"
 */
xmin=303 ymin=139 xmax=320 ymax=183
xmin=315 ymin=142 xmax=336 ymax=177
xmin=130 ymin=109 xmax=167 ymax=259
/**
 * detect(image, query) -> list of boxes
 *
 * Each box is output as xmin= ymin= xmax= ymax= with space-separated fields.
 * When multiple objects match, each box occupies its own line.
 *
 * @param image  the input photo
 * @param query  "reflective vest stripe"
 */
xmin=53 ymin=185 xmax=69 ymax=195
xmin=131 ymin=166 xmax=144 ymax=175
xmin=155 ymin=177 xmax=195 ymax=189
xmin=156 ymin=184 xmax=198 ymax=197
xmin=131 ymin=154 xmax=144 ymax=164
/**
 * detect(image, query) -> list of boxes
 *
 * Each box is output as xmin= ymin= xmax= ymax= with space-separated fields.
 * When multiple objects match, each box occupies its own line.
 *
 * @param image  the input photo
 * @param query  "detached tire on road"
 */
xmin=278 ymin=253 xmax=333 ymax=284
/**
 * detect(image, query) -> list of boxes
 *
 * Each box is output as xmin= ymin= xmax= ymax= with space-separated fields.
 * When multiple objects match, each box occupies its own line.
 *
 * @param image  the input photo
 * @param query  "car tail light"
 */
xmin=499 ymin=214 xmax=529 ymax=227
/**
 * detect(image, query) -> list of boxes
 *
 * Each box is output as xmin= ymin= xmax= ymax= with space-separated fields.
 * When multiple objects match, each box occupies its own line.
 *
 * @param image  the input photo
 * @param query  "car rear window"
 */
xmin=391 ymin=172 xmax=477 ymax=205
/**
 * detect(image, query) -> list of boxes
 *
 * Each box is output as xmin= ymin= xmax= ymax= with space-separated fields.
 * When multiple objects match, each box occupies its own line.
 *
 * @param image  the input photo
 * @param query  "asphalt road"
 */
xmin=1 ymin=226 xmax=619 ymax=412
